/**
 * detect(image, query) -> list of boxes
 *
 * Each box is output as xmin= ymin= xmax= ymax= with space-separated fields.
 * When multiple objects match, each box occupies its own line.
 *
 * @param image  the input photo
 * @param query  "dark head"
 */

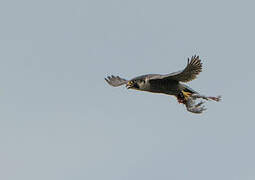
xmin=126 ymin=77 xmax=147 ymax=90
xmin=126 ymin=80 xmax=140 ymax=89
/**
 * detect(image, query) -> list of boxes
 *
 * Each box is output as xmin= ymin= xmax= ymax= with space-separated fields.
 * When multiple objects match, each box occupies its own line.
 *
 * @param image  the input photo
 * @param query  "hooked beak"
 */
xmin=126 ymin=81 xmax=133 ymax=89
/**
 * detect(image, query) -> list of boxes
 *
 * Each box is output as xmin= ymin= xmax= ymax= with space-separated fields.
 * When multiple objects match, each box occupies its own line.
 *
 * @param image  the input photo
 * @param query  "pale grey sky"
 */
xmin=0 ymin=0 xmax=255 ymax=180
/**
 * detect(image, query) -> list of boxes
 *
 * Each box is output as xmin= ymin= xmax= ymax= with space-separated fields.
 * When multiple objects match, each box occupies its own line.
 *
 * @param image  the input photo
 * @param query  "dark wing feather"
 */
xmin=149 ymin=55 xmax=202 ymax=82
xmin=105 ymin=75 xmax=128 ymax=87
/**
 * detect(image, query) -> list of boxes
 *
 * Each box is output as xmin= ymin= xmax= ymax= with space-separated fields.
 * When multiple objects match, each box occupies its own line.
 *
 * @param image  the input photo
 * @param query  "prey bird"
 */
xmin=105 ymin=55 xmax=221 ymax=114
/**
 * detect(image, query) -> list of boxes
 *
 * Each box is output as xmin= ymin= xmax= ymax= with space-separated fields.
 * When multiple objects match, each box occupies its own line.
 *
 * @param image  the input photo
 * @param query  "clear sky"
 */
xmin=0 ymin=0 xmax=255 ymax=180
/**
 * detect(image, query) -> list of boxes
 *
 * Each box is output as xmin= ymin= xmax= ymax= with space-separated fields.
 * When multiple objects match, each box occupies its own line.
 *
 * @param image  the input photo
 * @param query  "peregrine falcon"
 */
xmin=105 ymin=55 xmax=221 ymax=114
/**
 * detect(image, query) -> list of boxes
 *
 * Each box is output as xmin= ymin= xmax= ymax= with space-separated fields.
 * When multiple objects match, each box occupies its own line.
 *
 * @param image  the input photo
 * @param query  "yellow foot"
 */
xmin=182 ymin=91 xmax=192 ymax=101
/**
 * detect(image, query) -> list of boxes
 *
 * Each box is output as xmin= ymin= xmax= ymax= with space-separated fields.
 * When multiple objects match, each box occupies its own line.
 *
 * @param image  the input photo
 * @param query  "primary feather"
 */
xmin=149 ymin=55 xmax=202 ymax=82
xmin=105 ymin=75 xmax=128 ymax=87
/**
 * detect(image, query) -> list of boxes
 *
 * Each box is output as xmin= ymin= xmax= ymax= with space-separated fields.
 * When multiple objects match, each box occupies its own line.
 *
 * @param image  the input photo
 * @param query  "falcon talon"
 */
xmin=105 ymin=55 xmax=221 ymax=114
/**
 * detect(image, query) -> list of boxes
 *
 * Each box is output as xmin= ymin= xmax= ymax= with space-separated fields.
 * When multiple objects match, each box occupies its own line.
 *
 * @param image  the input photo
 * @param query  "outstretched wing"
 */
xmin=149 ymin=55 xmax=202 ymax=82
xmin=105 ymin=75 xmax=128 ymax=87
xmin=166 ymin=55 xmax=202 ymax=82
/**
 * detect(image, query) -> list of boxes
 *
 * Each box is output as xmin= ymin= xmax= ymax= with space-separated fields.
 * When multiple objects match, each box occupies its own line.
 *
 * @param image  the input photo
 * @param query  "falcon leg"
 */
xmin=182 ymin=91 xmax=192 ymax=101
xmin=177 ymin=90 xmax=193 ymax=104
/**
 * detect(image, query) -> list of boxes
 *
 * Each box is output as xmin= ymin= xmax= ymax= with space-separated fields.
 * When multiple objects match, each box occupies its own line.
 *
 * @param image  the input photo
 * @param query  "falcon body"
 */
xmin=127 ymin=74 xmax=195 ymax=95
xmin=105 ymin=55 xmax=221 ymax=114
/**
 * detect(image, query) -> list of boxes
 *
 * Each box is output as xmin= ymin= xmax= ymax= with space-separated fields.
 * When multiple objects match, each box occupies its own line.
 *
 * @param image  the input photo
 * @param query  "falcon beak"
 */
xmin=126 ymin=81 xmax=133 ymax=89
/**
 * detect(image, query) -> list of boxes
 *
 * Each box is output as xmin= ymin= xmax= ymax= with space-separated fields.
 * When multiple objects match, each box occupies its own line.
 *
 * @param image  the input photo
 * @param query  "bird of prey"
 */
xmin=105 ymin=55 xmax=221 ymax=114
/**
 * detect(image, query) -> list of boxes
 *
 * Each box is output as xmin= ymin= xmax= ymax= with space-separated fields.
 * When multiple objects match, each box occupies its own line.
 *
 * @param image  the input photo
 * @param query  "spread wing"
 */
xmin=149 ymin=55 xmax=202 ymax=82
xmin=105 ymin=75 xmax=128 ymax=87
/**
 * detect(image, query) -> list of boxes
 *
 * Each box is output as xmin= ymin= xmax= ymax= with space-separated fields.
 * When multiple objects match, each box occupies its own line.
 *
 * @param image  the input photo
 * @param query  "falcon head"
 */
xmin=126 ymin=80 xmax=140 ymax=89
xmin=126 ymin=78 xmax=147 ymax=90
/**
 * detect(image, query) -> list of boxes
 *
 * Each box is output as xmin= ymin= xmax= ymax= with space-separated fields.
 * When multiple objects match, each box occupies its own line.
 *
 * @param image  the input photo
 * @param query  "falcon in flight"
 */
xmin=105 ymin=55 xmax=221 ymax=114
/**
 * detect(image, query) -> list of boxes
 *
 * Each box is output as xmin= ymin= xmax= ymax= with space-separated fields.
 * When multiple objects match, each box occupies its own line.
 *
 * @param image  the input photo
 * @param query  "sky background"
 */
xmin=0 ymin=0 xmax=255 ymax=179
